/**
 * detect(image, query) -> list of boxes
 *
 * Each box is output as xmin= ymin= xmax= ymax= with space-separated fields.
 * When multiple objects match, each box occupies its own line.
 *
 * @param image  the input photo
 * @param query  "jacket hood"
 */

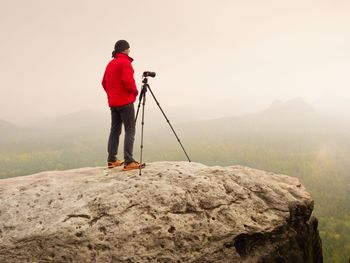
xmin=115 ymin=52 xmax=134 ymax=62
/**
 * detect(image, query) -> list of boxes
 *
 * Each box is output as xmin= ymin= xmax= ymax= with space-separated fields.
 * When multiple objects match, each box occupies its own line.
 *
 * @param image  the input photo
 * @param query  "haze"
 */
xmin=1 ymin=0 xmax=349 ymax=125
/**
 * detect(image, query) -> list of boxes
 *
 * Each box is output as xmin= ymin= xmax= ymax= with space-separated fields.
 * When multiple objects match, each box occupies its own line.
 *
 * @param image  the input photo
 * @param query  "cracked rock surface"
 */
xmin=0 ymin=161 xmax=322 ymax=262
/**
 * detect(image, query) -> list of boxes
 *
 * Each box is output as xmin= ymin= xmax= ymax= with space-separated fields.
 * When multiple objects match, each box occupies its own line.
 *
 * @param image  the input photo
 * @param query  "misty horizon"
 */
xmin=2 ymin=96 xmax=350 ymax=132
xmin=1 ymin=95 xmax=350 ymax=127
xmin=1 ymin=0 xmax=350 ymax=125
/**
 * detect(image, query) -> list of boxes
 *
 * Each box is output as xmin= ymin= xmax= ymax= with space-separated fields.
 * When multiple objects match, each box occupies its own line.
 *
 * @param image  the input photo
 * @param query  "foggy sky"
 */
xmin=1 ymin=0 xmax=350 ymax=125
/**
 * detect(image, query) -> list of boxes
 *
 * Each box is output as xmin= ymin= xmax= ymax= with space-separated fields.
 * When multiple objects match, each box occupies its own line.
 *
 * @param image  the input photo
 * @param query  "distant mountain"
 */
xmin=0 ymin=118 xmax=73 ymax=143
xmin=0 ymin=119 xmax=19 ymax=132
xmin=26 ymin=110 xmax=109 ymax=132
xmin=0 ymin=106 xmax=193 ymax=142
xmin=245 ymin=97 xmax=328 ymax=130
xmin=249 ymin=97 xmax=350 ymax=133
xmin=0 ymin=119 xmax=41 ymax=142
xmin=1 ymin=97 xmax=349 ymax=144
xmin=146 ymin=97 xmax=350 ymax=140
xmin=259 ymin=97 xmax=319 ymax=119
xmin=24 ymin=106 xmax=203 ymax=134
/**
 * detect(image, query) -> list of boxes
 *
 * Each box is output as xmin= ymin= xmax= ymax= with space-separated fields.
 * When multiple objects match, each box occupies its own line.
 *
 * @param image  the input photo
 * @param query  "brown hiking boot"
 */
xmin=123 ymin=161 xmax=146 ymax=171
xmin=107 ymin=160 xmax=124 ymax=169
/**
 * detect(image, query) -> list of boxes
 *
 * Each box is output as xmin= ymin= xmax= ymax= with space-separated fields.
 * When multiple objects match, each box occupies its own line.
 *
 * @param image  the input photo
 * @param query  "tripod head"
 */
xmin=141 ymin=75 xmax=151 ymax=97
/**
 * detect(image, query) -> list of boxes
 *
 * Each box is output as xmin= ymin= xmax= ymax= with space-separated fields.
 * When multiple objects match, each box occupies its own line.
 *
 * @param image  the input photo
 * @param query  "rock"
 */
xmin=0 ymin=161 xmax=323 ymax=262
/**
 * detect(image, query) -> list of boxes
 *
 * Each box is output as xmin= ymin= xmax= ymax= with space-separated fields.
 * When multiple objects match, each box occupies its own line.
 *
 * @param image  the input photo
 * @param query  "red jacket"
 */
xmin=102 ymin=53 xmax=139 ymax=107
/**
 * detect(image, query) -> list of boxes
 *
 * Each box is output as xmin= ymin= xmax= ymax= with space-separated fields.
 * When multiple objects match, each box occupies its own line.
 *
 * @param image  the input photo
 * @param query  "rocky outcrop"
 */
xmin=0 ymin=161 xmax=322 ymax=262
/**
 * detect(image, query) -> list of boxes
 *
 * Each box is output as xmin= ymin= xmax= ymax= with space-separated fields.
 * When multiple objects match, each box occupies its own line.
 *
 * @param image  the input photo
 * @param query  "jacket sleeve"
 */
xmin=121 ymin=62 xmax=138 ymax=96
xmin=101 ymin=70 xmax=107 ymax=92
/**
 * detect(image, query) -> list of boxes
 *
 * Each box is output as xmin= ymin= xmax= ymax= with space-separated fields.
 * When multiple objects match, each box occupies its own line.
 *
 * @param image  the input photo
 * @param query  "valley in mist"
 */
xmin=1 ymin=96 xmax=350 ymax=261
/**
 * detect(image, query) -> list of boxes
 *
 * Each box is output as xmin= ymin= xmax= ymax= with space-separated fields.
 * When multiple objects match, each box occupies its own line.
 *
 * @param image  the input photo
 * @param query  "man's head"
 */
xmin=112 ymin=40 xmax=130 ymax=57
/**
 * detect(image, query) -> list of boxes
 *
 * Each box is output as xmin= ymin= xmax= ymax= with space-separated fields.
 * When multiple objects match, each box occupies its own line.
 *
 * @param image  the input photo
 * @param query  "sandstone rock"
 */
xmin=0 ymin=161 xmax=323 ymax=262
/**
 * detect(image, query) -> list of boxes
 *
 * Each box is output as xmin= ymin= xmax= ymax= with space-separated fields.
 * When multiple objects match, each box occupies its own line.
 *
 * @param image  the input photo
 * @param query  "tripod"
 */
xmin=135 ymin=76 xmax=191 ymax=175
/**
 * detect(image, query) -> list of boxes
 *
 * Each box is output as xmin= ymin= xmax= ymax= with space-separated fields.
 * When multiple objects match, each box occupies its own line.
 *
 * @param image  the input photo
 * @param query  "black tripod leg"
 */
xmin=135 ymin=87 xmax=146 ymax=123
xmin=139 ymin=91 xmax=146 ymax=175
xmin=147 ymin=86 xmax=191 ymax=162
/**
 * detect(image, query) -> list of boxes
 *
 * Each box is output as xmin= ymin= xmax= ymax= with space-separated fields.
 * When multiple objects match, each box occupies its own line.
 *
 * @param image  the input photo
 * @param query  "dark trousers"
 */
xmin=107 ymin=103 xmax=136 ymax=164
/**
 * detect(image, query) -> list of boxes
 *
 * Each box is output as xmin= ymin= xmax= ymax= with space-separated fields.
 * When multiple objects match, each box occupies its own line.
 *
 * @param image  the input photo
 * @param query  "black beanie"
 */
xmin=112 ymin=40 xmax=130 ymax=58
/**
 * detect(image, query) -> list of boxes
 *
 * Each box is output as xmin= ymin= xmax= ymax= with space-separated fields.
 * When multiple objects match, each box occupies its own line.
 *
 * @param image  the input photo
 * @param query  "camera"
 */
xmin=143 ymin=71 xmax=156 ymax=78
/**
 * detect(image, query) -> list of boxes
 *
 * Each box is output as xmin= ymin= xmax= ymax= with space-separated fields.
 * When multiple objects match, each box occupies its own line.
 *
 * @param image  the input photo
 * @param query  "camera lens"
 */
xmin=143 ymin=71 xmax=156 ymax=78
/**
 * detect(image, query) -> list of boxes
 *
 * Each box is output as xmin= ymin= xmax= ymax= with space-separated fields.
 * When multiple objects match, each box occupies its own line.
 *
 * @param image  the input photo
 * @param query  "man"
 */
xmin=101 ymin=40 xmax=145 ymax=171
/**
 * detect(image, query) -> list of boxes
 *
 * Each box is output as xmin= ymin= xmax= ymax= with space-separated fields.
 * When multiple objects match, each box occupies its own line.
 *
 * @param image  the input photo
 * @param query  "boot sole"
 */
xmin=107 ymin=162 xmax=124 ymax=169
xmin=123 ymin=164 xmax=146 ymax=171
xmin=108 ymin=165 xmax=123 ymax=169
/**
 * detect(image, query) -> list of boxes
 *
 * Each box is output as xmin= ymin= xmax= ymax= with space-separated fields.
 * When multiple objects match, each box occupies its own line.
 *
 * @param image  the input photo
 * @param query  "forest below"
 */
xmin=1 ymin=127 xmax=349 ymax=262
